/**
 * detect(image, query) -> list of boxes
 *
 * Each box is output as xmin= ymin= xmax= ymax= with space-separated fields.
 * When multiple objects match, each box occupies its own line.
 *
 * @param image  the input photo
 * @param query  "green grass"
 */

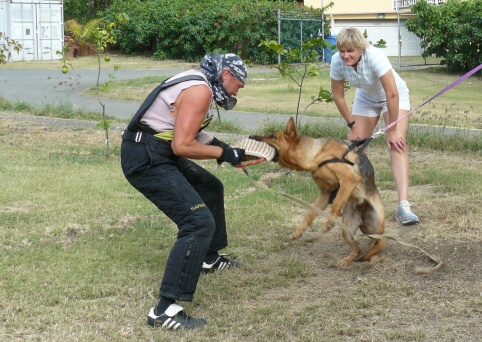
xmin=1 ymin=57 xmax=481 ymax=132
xmin=1 ymin=57 xmax=481 ymax=341
xmin=0 ymin=96 xmax=118 ymax=122
xmin=0 ymin=126 xmax=481 ymax=340
xmin=0 ymin=55 xmax=199 ymax=70
xmin=81 ymin=64 xmax=482 ymax=130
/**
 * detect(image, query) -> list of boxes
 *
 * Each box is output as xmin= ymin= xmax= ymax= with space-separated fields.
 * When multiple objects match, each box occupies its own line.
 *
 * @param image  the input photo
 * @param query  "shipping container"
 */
xmin=0 ymin=0 xmax=63 ymax=61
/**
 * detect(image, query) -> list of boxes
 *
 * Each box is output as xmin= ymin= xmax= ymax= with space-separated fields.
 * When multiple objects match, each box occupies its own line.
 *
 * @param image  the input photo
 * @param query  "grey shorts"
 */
xmin=352 ymin=86 xmax=411 ymax=117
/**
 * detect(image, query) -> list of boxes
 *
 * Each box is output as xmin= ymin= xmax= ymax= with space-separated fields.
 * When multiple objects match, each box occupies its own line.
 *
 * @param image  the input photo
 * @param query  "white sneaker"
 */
xmin=395 ymin=200 xmax=420 ymax=226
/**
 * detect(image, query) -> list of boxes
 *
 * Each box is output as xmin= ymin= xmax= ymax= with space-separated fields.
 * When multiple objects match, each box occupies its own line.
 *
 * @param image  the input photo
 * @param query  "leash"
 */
xmin=307 ymin=65 xmax=482 ymax=169
xmin=234 ymin=139 xmax=442 ymax=272
xmin=230 ymin=62 xmax=482 ymax=272
xmin=372 ymin=63 xmax=482 ymax=139
xmin=241 ymin=169 xmax=443 ymax=274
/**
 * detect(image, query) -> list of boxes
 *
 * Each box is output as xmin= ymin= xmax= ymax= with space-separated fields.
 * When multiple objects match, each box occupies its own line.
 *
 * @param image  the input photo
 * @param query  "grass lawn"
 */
xmin=0 ymin=56 xmax=481 ymax=341
xmin=0 ymin=116 xmax=481 ymax=341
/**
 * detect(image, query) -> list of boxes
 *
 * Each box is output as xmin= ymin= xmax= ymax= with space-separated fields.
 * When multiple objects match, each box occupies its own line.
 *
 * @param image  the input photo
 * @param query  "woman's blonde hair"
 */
xmin=336 ymin=27 xmax=369 ymax=50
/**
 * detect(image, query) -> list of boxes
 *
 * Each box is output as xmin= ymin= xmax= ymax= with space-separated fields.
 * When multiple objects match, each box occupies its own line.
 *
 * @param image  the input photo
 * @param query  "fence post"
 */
xmin=278 ymin=9 xmax=281 ymax=65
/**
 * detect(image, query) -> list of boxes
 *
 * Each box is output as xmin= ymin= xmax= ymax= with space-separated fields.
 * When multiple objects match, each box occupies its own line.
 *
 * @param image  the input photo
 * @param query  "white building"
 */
xmin=304 ymin=0 xmax=446 ymax=56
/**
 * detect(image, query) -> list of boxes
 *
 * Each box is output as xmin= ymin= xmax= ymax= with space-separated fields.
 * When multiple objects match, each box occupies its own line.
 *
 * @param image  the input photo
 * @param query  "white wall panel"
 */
xmin=1 ymin=0 xmax=63 ymax=61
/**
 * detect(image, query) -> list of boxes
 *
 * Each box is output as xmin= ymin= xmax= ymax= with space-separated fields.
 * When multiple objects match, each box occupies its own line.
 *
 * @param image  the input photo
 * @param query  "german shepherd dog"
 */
xmin=250 ymin=117 xmax=386 ymax=267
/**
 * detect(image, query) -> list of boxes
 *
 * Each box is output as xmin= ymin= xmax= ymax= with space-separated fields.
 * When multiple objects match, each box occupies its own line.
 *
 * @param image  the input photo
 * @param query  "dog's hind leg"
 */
xmin=360 ymin=195 xmax=386 ymax=261
xmin=337 ymin=236 xmax=361 ymax=267
xmin=362 ymin=238 xmax=386 ymax=262
xmin=336 ymin=203 xmax=362 ymax=267
xmin=289 ymin=192 xmax=330 ymax=240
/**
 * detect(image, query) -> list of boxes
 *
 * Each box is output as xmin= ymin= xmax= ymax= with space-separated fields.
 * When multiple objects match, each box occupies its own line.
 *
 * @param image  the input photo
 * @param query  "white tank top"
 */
xmin=141 ymin=70 xmax=215 ymax=144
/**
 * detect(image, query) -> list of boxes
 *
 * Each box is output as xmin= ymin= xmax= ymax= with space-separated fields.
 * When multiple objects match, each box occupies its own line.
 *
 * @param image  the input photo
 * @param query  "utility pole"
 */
xmin=397 ymin=0 xmax=401 ymax=67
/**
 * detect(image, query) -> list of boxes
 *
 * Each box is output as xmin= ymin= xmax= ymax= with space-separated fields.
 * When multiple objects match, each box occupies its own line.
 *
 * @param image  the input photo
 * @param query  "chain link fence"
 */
xmin=277 ymin=10 xmax=332 ymax=63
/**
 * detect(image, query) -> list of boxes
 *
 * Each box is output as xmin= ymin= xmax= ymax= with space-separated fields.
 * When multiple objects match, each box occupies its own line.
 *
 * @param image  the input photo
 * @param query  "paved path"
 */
xmin=0 ymin=69 xmax=173 ymax=120
xmin=1 ymin=68 xmax=480 ymax=137
xmin=0 ymin=68 xmax=349 ymax=129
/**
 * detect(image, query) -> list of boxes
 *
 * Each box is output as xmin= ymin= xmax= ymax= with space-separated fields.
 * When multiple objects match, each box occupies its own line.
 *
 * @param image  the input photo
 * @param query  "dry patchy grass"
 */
xmin=1 ymin=55 xmax=199 ymax=71
xmin=0 ymin=113 xmax=481 ymax=342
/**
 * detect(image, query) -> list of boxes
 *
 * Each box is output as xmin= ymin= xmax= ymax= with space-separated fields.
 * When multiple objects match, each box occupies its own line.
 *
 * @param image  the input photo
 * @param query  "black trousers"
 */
xmin=121 ymin=134 xmax=228 ymax=301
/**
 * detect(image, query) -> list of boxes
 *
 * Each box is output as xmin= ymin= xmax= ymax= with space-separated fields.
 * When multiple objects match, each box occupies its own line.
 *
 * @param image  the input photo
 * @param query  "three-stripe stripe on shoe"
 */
xmin=147 ymin=305 xmax=183 ymax=330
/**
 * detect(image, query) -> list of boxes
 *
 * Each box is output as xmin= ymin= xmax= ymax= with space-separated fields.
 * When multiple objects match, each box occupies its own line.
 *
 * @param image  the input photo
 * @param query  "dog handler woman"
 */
xmin=330 ymin=27 xmax=419 ymax=226
xmin=121 ymin=53 xmax=247 ymax=329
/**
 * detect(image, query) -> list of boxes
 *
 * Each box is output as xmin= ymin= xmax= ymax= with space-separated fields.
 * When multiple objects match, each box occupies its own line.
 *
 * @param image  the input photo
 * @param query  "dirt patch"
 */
xmin=250 ymin=218 xmax=482 ymax=341
xmin=245 ymin=149 xmax=482 ymax=341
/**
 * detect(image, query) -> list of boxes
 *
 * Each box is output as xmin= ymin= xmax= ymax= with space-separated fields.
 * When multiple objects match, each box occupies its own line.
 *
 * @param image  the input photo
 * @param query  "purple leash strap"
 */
xmin=372 ymin=63 xmax=482 ymax=139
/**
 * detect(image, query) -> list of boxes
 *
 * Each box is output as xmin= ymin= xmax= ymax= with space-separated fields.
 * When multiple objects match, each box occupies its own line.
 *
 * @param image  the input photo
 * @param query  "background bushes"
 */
xmin=67 ymin=0 xmax=482 ymax=71
xmin=407 ymin=0 xmax=482 ymax=73
xmin=99 ymin=0 xmax=331 ymax=64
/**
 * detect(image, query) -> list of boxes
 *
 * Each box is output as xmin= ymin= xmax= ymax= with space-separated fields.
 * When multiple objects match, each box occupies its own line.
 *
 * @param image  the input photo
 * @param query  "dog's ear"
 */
xmin=285 ymin=117 xmax=297 ymax=139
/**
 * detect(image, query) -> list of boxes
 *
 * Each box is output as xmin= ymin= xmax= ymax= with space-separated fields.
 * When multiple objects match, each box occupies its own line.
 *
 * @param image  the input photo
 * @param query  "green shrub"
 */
xmin=406 ymin=0 xmax=482 ymax=73
xmin=100 ymin=0 xmax=331 ymax=63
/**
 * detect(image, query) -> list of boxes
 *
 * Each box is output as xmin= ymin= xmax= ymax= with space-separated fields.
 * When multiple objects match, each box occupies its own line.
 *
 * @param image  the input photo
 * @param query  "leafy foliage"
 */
xmin=65 ymin=18 xmax=118 ymax=56
xmin=363 ymin=29 xmax=387 ymax=48
xmin=64 ymin=0 xmax=114 ymax=24
xmin=99 ymin=0 xmax=332 ymax=63
xmin=260 ymin=37 xmax=349 ymax=126
xmin=59 ymin=16 xmax=128 ymax=155
xmin=406 ymin=0 xmax=482 ymax=73
xmin=0 ymin=32 xmax=22 ymax=64
xmin=373 ymin=39 xmax=387 ymax=48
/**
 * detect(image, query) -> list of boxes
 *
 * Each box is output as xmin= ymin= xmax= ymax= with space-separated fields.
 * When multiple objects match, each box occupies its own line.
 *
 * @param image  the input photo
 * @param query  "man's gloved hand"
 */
xmin=218 ymin=146 xmax=245 ymax=166
xmin=211 ymin=137 xmax=245 ymax=166
xmin=210 ymin=137 xmax=230 ymax=150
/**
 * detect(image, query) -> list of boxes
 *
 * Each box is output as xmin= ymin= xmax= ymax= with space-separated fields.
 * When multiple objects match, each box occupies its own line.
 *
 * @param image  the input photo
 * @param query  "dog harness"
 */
xmin=318 ymin=138 xmax=372 ymax=168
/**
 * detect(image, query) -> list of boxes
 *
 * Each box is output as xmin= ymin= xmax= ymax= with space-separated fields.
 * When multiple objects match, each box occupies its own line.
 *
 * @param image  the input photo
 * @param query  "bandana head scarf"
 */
xmin=200 ymin=53 xmax=248 ymax=110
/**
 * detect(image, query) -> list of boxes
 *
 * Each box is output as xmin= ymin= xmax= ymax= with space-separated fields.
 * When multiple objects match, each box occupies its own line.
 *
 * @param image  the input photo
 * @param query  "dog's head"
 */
xmin=249 ymin=117 xmax=299 ymax=167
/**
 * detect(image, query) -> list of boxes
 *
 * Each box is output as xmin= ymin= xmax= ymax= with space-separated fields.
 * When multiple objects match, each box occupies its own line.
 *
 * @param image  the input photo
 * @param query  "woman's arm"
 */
xmin=332 ymin=78 xmax=363 ymax=140
xmin=380 ymin=70 xmax=405 ymax=153
xmin=331 ymin=78 xmax=353 ymax=125
xmin=379 ymin=70 xmax=399 ymax=133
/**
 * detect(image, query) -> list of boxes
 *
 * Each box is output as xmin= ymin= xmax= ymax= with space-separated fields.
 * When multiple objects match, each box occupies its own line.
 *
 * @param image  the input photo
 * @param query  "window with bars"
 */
xmin=393 ymin=0 xmax=445 ymax=10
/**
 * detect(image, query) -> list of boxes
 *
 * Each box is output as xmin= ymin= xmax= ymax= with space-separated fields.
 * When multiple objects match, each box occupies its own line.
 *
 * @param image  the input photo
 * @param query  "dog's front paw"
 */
xmin=289 ymin=231 xmax=302 ymax=240
xmin=336 ymin=257 xmax=353 ymax=268
xmin=365 ymin=254 xmax=379 ymax=262
xmin=321 ymin=222 xmax=334 ymax=233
